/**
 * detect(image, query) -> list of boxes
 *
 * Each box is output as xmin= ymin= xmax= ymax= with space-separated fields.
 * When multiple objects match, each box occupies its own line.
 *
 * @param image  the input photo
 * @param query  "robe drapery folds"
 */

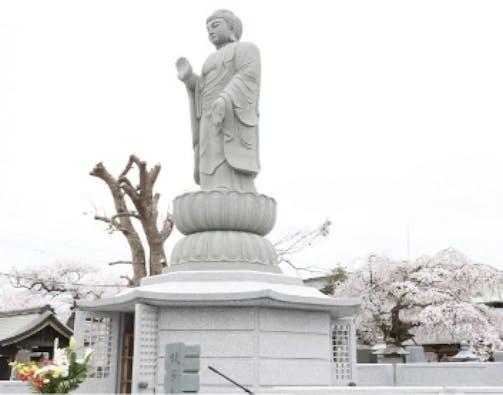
xmin=193 ymin=41 xmax=261 ymax=184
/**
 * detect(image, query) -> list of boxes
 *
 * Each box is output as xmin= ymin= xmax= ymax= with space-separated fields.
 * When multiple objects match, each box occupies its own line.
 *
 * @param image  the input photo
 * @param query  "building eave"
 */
xmin=0 ymin=311 xmax=73 ymax=347
xmin=78 ymin=284 xmax=360 ymax=318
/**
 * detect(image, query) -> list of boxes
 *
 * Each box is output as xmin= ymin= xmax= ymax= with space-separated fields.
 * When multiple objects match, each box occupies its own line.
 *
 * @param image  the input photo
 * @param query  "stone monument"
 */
xmin=75 ymin=10 xmax=360 ymax=393
xmin=171 ymin=9 xmax=274 ymax=273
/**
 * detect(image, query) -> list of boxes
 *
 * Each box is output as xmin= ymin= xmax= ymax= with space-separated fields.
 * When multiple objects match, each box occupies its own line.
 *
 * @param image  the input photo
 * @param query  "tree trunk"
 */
xmin=91 ymin=162 xmax=147 ymax=286
xmin=118 ymin=155 xmax=173 ymax=275
xmin=149 ymin=240 xmax=166 ymax=275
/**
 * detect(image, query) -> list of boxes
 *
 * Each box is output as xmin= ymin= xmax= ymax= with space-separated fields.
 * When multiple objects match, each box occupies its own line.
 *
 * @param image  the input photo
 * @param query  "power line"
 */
xmin=0 ymin=230 xmax=126 ymax=256
xmin=0 ymin=271 xmax=128 ymax=288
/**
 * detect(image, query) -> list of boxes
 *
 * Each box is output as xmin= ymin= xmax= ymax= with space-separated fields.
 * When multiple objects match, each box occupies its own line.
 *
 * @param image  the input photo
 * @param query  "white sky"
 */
xmin=1 ymin=0 xmax=503 ymax=276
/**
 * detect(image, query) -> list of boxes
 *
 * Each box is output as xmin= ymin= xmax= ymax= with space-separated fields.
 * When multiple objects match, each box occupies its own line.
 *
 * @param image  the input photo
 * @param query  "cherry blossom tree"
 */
xmin=0 ymin=277 xmax=34 ymax=311
xmin=331 ymin=248 xmax=503 ymax=359
xmin=7 ymin=260 xmax=127 ymax=327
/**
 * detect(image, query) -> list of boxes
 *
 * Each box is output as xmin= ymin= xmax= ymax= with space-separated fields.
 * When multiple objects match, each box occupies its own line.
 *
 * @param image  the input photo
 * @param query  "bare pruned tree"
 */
xmin=90 ymin=154 xmax=173 ymax=286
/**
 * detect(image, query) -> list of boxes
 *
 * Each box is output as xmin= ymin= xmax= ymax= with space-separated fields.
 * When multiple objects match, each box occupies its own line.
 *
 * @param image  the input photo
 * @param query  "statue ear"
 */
xmin=229 ymin=31 xmax=237 ymax=42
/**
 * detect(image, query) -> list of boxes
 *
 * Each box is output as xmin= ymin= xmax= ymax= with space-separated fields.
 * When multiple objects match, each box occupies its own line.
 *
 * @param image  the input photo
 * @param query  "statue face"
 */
xmin=206 ymin=17 xmax=233 ymax=47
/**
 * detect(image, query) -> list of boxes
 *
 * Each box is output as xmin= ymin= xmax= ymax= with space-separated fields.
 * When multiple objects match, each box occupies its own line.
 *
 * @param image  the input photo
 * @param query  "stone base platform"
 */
xmin=170 ymin=189 xmax=280 ymax=273
xmin=78 ymin=270 xmax=360 ymax=393
xmin=82 ymin=270 xmax=359 ymax=318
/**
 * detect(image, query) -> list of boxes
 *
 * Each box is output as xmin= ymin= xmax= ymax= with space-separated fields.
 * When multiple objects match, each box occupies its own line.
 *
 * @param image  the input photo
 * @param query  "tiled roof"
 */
xmin=0 ymin=305 xmax=72 ymax=346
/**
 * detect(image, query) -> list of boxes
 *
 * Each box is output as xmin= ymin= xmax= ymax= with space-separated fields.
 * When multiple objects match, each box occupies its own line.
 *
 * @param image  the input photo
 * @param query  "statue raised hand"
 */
xmin=175 ymin=57 xmax=197 ymax=90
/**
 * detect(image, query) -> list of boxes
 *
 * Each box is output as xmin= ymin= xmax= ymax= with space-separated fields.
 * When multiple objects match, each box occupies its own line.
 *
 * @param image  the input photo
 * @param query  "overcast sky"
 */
xmin=1 ymin=0 xmax=503 ymax=277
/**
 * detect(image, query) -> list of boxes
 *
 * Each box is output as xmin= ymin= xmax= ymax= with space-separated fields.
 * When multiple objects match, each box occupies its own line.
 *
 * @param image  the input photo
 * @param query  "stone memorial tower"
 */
xmin=75 ymin=10 xmax=360 ymax=393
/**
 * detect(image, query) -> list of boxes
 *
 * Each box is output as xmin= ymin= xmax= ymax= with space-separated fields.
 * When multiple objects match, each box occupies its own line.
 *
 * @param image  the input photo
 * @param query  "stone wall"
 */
xmin=357 ymin=362 xmax=503 ymax=386
xmin=357 ymin=363 xmax=394 ymax=386
xmin=4 ymin=380 xmax=503 ymax=394
xmin=155 ymin=306 xmax=334 ymax=393
xmin=268 ymin=386 xmax=503 ymax=394
xmin=0 ymin=380 xmax=27 ymax=393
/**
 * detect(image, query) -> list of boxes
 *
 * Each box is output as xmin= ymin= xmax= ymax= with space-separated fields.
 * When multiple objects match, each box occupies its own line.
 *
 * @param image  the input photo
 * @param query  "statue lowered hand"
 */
xmin=176 ymin=57 xmax=193 ymax=83
xmin=210 ymin=97 xmax=225 ymax=126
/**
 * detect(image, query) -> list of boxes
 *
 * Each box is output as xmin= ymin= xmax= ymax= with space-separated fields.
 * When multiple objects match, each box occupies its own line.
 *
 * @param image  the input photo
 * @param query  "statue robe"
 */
xmin=192 ymin=41 xmax=261 ymax=189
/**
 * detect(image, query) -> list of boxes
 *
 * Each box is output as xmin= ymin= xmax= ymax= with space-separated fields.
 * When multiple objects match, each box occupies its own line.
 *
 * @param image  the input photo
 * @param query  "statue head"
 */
xmin=206 ymin=9 xmax=242 ymax=47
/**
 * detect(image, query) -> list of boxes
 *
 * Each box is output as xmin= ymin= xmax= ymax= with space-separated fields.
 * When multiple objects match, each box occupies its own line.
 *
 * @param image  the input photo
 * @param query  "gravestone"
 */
xmin=493 ymin=351 xmax=503 ymax=362
xmin=404 ymin=346 xmax=426 ymax=363
xmin=164 ymin=343 xmax=200 ymax=393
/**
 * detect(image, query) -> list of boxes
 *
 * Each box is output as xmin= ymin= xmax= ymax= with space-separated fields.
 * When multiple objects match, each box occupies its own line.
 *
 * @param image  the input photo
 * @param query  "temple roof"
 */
xmin=0 ymin=305 xmax=73 ymax=346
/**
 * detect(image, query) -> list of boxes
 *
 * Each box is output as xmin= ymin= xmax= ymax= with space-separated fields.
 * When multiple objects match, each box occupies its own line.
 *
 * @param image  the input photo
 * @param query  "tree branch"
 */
xmin=127 ymin=154 xmax=148 ymax=193
xmin=120 ymin=275 xmax=135 ymax=287
xmin=94 ymin=214 xmax=129 ymax=234
xmin=119 ymin=155 xmax=135 ymax=179
xmin=149 ymin=164 xmax=161 ymax=187
xmin=278 ymin=258 xmax=327 ymax=275
xmin=160 ymin=212 xmax=174 ymax=241
xmin=108 ymin=260 xmax=134 ymax=266
xmin=118 ymin=176 xmax=140 ymax=203
xmin=274 ymin=220 xmax=332 ymax=261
